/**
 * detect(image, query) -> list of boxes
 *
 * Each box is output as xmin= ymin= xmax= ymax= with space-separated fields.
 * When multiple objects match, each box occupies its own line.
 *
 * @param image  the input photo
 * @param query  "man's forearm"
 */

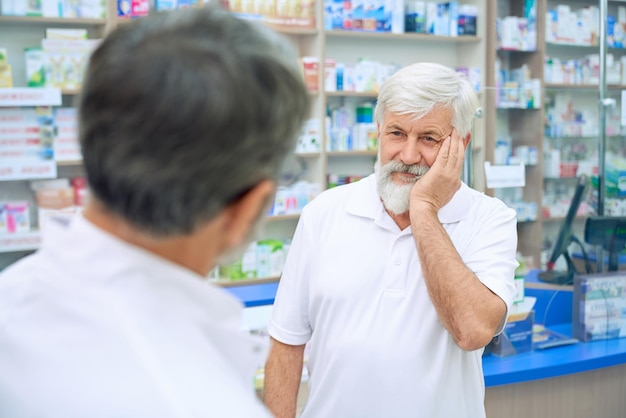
xmin=264 ymin=338 xmax=305 ymax=418
xmin=411 ymin=209 xmax=506 ymax=350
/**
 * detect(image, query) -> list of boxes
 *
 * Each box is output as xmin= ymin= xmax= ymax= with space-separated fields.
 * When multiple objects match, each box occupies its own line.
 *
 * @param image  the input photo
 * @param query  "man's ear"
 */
xmin=463 ymin=132 xmax=472 ymax=148
xmin=222 ymin=179 xmax=275 ymax=249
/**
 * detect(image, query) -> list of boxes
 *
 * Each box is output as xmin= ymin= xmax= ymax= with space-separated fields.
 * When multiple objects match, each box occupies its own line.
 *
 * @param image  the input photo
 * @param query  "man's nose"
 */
xmin=399 ymin=138 xmax=424 ymax=166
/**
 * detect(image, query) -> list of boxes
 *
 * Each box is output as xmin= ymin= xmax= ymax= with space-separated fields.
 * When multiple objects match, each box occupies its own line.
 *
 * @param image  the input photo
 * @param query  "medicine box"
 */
xmin=488 ymin=310 xmax=534 ymax=357
xmin=573 ymin=272 xmax=626 ymax=342
xmin=4 ymin=201 xmax=31 ymax=233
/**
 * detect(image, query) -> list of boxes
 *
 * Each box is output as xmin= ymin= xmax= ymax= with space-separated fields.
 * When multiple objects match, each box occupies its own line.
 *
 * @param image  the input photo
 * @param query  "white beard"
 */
xmin=375 ymin=159 xmax=429 ymax=215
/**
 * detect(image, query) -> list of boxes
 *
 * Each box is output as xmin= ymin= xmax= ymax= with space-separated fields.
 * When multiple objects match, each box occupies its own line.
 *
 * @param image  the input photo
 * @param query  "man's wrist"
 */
xmin=410 ymin=200 xmax=439 ymax=218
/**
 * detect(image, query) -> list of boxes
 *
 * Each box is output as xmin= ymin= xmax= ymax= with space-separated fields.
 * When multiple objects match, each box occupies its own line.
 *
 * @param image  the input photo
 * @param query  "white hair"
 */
xmin=374 ymin=62 xmax=480 ymax=138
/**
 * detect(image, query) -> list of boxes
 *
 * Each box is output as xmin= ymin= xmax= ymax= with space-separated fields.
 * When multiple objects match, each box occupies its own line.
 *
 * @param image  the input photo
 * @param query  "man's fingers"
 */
xmin=437 ymin=135 xmax=451 ymax=167
xmin=451 ymin=132 xmax=464 ymax=170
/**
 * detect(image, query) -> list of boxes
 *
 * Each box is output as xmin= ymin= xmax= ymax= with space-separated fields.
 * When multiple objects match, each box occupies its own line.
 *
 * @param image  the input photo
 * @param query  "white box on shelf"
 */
xmin=0 ymin=230 xmax=41 ymax=253
xmin=484 ymin=162 xmax=526 ymax=188
xmin=0 ymin=88 xmax=61 ymax=107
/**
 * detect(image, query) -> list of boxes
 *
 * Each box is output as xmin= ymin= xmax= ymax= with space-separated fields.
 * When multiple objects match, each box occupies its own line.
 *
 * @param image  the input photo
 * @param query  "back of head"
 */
xmin=374 ymin=62 xmax=479 ymax=137
xmin=79 ymin=3 xmax=310 ymax=236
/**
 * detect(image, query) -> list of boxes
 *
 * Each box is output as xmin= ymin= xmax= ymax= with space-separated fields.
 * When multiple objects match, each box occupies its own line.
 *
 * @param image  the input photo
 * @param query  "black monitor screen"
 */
xmin=538 ymin=175 xmax=589 ymax=285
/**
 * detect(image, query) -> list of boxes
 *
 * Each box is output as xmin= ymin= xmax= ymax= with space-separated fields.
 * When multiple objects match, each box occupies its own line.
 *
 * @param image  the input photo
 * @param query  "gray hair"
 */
xmin=78 ymin=4 xmax=310 ymax=236
xmin=374 ymin=62 xmax=479 ymax=137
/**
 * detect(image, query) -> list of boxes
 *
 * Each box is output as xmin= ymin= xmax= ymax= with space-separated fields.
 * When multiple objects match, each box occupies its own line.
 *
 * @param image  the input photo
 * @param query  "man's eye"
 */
xmin=389 ymin=131 xmax=404 ymax=138
xmin=419 ymin=136 xmax=441 ymax=146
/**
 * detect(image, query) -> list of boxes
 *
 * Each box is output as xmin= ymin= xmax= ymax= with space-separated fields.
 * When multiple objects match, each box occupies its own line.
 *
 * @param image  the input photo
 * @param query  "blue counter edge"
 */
xmin=483 ymin=323 xmax=626 ymax=387
xmin=223 ymin=282 xmax=278 ymax=308
xmin=223 ymin=275 xmax=626 ymax=388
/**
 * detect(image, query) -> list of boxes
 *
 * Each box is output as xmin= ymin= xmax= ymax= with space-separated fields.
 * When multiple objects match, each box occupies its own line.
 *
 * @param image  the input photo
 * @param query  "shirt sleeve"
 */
xmin=463 ymin=202 xmax=519 ymax=336
xmin=268 ymin=209 xmax=313 ymax=346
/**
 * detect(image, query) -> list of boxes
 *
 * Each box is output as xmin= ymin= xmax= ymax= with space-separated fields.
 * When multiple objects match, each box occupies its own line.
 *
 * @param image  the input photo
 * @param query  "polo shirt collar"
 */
xmin=39 ymin=213 xmax=244 ymax=318
xmin=41 ymin=213 xmax=201 ymax=283
xmin=345 ymin=173 xmax=471 ymax=224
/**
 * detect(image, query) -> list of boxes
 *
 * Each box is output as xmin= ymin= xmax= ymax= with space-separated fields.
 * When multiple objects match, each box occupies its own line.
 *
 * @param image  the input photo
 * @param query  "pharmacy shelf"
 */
xmin=327 ymin=150 xmax=377 ymax=157
xmin=545 ymin=41 xmax=597 ymax=49
xmin=325 ymin=30 xmax=481 ymax=43
xmin=0 ymin=15 xmax=107 ymax=26
xmin=212 ymin=275 xmax=280 ymax=288
xmin=0 ymin=230 xmax=41 ymax=253
xmin=0 ymin=87 xmax=62 ymax=106
xmin=545 ymin=135 xmax=624 ymax=140
xmin=542 ymin=214 xmax=588 ymax=222
xmin=265 ymin=214 xmax=300 ymax=222
xmin=266 ymin=24 xmax=317 ymax=36
xmin=0 ymin=0 xmax=489 ymax=273
xmin=497 ymin=47 xmax=537 ymax=53
xmin=326 ymin=91 xmax=377 ymax=98
xmin=294 ymin=152 xmax=321 ymax=158
xmin=545 ymin=83 xmax=626 ymax=90
xmin=56 ymin=160 xmax=83 ymax=166
xmin=61 ymin=89 xmax=81 ymax=95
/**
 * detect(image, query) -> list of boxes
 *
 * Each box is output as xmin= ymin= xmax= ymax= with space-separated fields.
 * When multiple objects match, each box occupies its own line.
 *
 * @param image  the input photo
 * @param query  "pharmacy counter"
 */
xmin=224 ymin=274 xmax=626 ymax=418
xmin=484 ymin=270 xmax=626 ymax=418
xmin=483 ymin=323 xmax=626 ymax=387
xmin=483 ymin=329 xmax=626 ymax=418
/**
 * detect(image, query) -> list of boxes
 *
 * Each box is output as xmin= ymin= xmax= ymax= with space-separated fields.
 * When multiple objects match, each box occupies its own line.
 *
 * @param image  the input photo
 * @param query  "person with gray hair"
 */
xmin=265 ymin=62 xmax=518 ymax=418
xmin=0 ymin=4 xmax=309 ymax=417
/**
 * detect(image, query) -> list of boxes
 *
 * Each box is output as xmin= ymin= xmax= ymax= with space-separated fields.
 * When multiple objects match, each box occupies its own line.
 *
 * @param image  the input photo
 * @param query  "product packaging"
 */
xmin=488 ymin=297 xmax=536 ymax=357
xmin=5 ymin=201 xmax=31 ymax=233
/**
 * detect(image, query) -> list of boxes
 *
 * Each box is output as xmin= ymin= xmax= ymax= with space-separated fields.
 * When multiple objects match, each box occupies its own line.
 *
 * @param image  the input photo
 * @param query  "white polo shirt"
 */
xmin=269 ymin=174 xmax=518 ymax=418
xmin=0 ymin=214 xmax=271 ymax=418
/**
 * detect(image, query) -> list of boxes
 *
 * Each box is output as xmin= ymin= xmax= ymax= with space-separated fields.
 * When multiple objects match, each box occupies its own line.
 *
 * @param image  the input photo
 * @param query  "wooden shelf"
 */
xmin=496 ymin=105 xmax=541 ymax=110
xmin=325 ymin=30 xmax=480 ymax=42
xmin=266 ymin=24 xmax=317 ymax=36
xmin=547 ymin=41 xmax=626 ymax=51
xmin=56 ymin=160 xmax=83 ymax=166
xmin=516 ymin=218 xmax=538 ymax=224
xmin=211 ymin=275 xmax=280 ymax=288
xmin=61 ymin=89 xmax=81 ymax=95
xmin=326 ymin=91 xmax=377 ymax=98
xmin=544 ymin=176 xmax=580 ymax=181
xmin=546 ymin=41 xmax=596 ymax=48
xmin=294 ymin=152 xmax=321 ymax=158
xmin=0 ymin=15 xmax=108 ymax=26
xmin=497 ymin=48 xmax=537 ymax=53
xmin=542 ymin=214 xmax=588 ymax=222
xmin=545 ymin=135 xmax=624 ymax=140
xmin=265 ymin=214 xmax=300 ymax=221
xmin=545 ymin=83 xmax=626 ymax=90
xmin=327 ymin=150 xmax=377 ymax=157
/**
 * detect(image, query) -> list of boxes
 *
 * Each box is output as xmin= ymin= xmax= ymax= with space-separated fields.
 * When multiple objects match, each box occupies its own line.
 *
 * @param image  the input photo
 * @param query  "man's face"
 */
xmin=214 ymin=191 xmax=273 ymax=269
xmin=375 ymin=108 xmax=453 ymax=215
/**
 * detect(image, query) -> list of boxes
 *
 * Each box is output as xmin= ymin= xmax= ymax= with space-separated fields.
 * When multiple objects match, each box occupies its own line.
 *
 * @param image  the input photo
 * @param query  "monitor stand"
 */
xmin=538 ymin=270 xmax=574 ymax=285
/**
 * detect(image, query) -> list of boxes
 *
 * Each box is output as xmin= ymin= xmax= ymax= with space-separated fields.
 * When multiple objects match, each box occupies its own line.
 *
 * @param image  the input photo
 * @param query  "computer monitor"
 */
xmin=538 ymin=174 xmax=589 ymax=285
xmin=584 ymin=216 xmax=626 ymax=272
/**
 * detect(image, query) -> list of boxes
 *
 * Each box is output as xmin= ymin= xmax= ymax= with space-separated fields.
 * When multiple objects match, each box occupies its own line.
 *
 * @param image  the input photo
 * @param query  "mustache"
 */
xmin=382 ymin=160 xmax=429 ymax=177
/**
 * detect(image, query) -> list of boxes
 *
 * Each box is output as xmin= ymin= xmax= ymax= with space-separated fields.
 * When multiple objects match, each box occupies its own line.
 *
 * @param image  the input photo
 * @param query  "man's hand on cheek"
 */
xmin=409 ymin=129 xmax=464 ymax=215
